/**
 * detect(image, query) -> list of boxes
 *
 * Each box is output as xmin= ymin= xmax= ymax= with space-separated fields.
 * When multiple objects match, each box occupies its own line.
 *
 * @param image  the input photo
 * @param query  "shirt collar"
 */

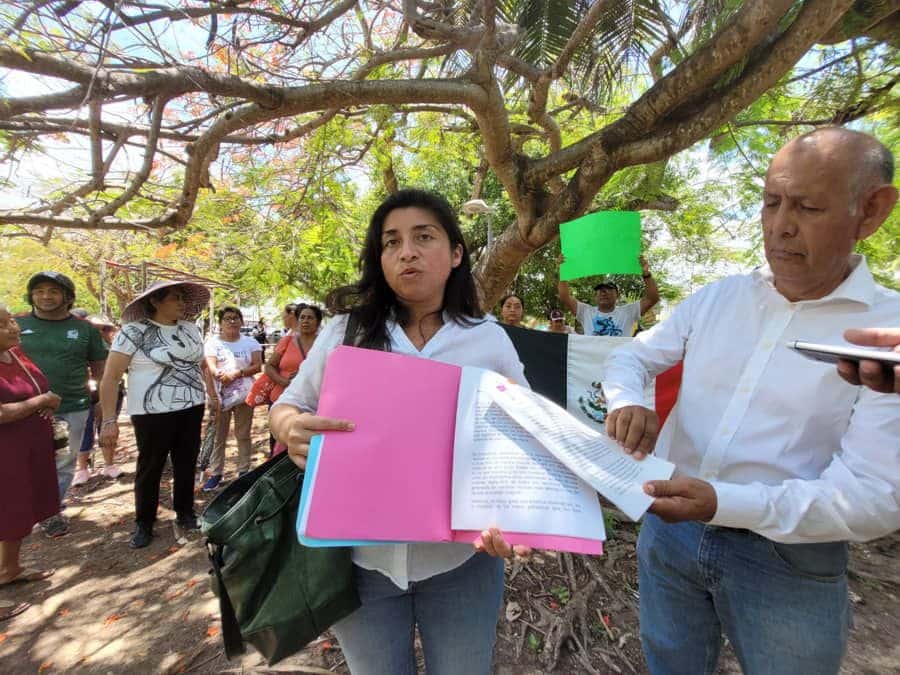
xmin=752 ymin=254 xmax=877 ymax=307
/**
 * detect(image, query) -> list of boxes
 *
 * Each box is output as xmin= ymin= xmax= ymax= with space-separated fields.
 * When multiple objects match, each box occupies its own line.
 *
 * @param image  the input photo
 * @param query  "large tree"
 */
xmin=0 ymin=1 xmax=896 ymax=305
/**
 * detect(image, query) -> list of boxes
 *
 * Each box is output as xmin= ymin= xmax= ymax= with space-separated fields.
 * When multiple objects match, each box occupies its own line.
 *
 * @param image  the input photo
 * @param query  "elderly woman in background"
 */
xmin=0 ymin=302 xmax=58 ymax=620
xmin=99 ymin=281 xmax=216 ymax=549
xmin=201 ymin=306 xmax=262 ymax=491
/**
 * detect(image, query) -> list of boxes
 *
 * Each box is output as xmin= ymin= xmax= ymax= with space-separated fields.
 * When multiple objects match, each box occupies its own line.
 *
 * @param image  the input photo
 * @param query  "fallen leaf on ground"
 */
xmin=206 ymin=626 xmax=220 ymax=638
xmin=167 ymin=546 xmax=180 ymax=554
xmin=58 ymin=608 xmax=70 ymax=617
xmin=186 ymin=579 xmax=197 ymax=588
xmin=0 ymin=634 xmax=7 ymax=643
xmin=38 ymin=661 xmax=53 ymax=672
xmin=505 ymin=601 xmax=522 ymax=622
xmin=104 ymin=614 xmax=124 ymax=626
xmin=320 ymin=641 xmax=333 ymax=650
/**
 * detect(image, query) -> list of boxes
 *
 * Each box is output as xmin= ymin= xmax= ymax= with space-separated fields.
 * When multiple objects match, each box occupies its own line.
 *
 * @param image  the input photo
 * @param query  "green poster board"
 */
xmin=559 ymin=211 xmax=642 ymax=281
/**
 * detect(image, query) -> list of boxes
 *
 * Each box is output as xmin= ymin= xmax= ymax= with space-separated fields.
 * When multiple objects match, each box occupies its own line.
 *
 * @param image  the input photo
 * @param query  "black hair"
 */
xmin=284 ymin=303 xmax=298 ymax=315
xmin=27 ymin=283 xmax=75 ymax=312
xmin=298 ymin=303 xmax=323 ymax=324
xmin=217 ymin=305 xmax=243 ymax=322
xmin=327 ymin=189 xmax=482 ymax=349
xmin=499 ymin=294 xmax=524 ymax=311
xmin=140 ymin=286 xmax=176 ymax=318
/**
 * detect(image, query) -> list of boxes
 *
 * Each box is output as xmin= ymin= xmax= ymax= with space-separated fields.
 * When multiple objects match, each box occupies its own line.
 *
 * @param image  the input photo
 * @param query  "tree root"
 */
xmin=540 ymin=578 xmax=598 ymax=670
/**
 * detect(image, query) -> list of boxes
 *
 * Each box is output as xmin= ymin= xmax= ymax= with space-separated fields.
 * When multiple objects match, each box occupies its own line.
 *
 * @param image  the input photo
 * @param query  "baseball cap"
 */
xmin=28 ymin=271 xmax=76 ymax=296
xmin=593 ymin=281 xmax=618 ymax=292
xmin=549 ymin=309 xmax=564 ymax=321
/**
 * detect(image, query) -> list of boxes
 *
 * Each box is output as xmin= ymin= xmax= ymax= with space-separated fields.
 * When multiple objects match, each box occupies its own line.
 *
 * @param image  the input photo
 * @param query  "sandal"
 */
xmin=0 ymin=599 xmax=30 ymax=621
xmin=0 ymin=568 xmax=55 ymax=587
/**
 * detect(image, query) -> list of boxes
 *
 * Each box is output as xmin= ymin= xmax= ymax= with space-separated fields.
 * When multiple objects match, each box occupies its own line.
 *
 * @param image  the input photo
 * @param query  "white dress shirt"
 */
xmin=275 ymin=312 xmax=527 ymax=588
xmin=602 ymin=255 xmax=900 ymax=543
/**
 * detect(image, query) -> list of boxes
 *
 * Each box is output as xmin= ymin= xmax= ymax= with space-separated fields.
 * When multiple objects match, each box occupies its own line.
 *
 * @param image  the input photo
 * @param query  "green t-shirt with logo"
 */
xmin=15 ymin=313 xmax=109 ymax=414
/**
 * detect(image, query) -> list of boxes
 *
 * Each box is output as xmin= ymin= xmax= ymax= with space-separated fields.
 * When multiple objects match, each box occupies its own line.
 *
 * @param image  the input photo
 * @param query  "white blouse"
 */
xmin=111 ymin=319 xmax=205 ymax=416
xmin=275 ymin=312 xmax=527 ymax=588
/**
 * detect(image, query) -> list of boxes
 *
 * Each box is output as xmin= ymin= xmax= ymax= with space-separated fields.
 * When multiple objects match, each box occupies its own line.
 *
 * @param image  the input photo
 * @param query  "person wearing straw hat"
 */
xmin=98 ymin=280 xmax=217 ymax=549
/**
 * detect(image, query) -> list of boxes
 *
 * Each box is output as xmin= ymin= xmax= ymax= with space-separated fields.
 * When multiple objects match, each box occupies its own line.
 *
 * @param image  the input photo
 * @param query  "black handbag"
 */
xmin=201 ymin=452 xmax=359 ymax=664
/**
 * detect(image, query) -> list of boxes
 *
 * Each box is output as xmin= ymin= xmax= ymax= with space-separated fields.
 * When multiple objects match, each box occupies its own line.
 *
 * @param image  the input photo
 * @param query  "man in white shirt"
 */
xmin=558 ymin=256 xmax=659 ymax=336
xmin=601 ymin=127 xmax=899 ymax=674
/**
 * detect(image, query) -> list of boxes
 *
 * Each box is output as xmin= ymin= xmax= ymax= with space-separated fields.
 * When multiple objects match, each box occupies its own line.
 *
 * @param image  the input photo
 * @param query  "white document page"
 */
xmin=451 ymin=368 xmax=606 ymax=541
xmin=481 ymin=368 xmax=675 ymax=521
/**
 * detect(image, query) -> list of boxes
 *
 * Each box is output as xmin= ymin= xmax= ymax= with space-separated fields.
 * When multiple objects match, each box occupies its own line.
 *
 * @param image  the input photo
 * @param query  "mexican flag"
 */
xmin=499 ymin=324 xmax=682 ymax=432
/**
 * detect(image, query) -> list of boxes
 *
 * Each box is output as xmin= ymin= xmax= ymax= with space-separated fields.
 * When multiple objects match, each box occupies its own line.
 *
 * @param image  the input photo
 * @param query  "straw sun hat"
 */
xmin=120 ymin=279 xmax=211 ymax=324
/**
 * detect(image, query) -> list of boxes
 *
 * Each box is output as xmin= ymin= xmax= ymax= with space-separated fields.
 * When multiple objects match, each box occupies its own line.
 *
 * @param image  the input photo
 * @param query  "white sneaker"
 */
xmin=102 ymin=465 xmax=123 ymax=479
xmin=71 ymin=469 xmax=91 ymax=486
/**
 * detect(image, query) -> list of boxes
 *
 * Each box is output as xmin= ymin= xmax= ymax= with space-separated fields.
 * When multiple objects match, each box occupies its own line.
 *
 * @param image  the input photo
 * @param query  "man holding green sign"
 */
xmin=558 ymin=255 xmax=659 ymax=336
xmin=556 ymin=210 xmax=660 ymax=336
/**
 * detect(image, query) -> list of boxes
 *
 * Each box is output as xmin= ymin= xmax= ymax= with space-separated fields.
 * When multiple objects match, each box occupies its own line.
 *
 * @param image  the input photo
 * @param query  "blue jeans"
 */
xmin=331 ymin=552 xmax=504 ymax=675
xmin=637 ymin=513 xmax=849 ymax=675
xmin=54 ymin=409 xmax=90 ymax=499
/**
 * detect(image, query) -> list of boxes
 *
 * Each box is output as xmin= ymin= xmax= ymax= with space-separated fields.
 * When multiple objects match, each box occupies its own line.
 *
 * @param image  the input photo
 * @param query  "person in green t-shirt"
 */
xmin=15 ymin=272 xmax=107 ymax=538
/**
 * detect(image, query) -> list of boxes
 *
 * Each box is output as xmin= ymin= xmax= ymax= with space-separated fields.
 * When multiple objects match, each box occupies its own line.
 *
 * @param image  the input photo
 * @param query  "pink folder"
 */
xmin=304 ymin=346 xmax=602 ymax=554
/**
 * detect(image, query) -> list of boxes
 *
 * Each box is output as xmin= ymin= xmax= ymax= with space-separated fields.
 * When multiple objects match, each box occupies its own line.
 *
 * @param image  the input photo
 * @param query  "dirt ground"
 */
xmin=1 ymin=410 xmax=897 ymax=674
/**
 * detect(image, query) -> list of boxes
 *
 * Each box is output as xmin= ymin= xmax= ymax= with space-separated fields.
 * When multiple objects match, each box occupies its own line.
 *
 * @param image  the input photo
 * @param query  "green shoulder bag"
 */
xmin=201 ymin=451 xmax=359 ymax=664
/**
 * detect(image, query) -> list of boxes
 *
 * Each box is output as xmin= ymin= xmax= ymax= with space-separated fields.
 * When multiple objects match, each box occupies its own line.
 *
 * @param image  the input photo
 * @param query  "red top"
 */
xmin=0 ymin=346 xmax=59 ymax=539
xmin=269 ymin=334 xmax=308 ymax=402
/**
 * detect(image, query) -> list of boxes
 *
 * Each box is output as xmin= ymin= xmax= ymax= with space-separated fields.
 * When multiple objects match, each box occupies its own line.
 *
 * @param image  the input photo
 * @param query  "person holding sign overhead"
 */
xmin=558 ymin=255 xmax=659 ymax=336
xmin=270 ymin=189 xmax=528 ymax=675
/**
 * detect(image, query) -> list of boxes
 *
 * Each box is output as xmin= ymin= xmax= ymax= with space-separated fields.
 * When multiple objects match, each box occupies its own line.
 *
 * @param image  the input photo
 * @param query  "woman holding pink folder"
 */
xmin=271 ymin=189 xmax=529 ymax=674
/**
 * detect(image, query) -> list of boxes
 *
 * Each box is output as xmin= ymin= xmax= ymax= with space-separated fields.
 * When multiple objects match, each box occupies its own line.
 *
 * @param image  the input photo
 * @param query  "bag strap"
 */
xmin=294 ymin=332 xmax=307 ymax=359
xmin=207 ymin=543 xmax=246 ymax=660
xmin=341 ymin=309 xmax=393 ymax=351
xmin=342 ymin=311 xmax=360 ymax=347
xmin=9 ymin=349 xmax=44 ymax=396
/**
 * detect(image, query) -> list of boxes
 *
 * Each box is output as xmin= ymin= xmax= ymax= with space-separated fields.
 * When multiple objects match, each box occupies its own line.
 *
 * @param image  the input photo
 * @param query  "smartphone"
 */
xmin=787 ymin=340 xmax=900 ymax=367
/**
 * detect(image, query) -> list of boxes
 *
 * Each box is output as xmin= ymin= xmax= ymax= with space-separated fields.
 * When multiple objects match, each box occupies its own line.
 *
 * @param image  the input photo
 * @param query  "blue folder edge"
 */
xmin=296 ymin=434 xmax=394 ymax=547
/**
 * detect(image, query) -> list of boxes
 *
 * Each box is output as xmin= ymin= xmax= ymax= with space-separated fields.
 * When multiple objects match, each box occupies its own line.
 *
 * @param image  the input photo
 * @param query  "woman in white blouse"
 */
xmin=271 ymin=189 xmax=527 ymax=674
